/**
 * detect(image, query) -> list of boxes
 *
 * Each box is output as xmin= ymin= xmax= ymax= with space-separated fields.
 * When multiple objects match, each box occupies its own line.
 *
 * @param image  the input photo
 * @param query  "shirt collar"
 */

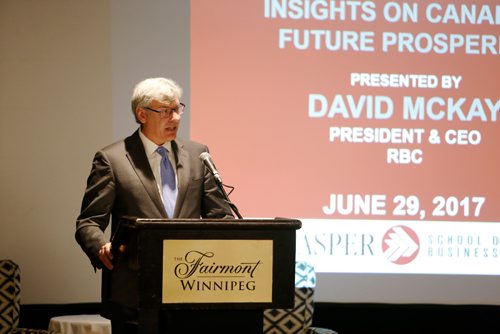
xmin=138 ymin=128 xmax=173 ymax=157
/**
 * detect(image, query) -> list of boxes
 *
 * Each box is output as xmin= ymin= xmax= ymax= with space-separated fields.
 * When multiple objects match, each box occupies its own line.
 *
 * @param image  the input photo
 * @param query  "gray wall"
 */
xmin=0 ymin=0 xmax=189 ymax=304
xmin=0 ymin=0 xmax=111 ymax=303
xmin=110 ymin=0 xmax=190 ymax=141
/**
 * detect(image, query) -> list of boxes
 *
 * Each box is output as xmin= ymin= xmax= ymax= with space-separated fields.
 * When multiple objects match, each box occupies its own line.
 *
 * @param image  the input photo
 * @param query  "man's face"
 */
xmin=137 ymin=99 xmax=182 ymax=145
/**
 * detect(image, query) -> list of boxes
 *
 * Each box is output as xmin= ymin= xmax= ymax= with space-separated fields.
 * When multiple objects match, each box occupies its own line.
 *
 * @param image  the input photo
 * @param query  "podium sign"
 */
xmin=162 ymin=239 xmax=273 ymax=303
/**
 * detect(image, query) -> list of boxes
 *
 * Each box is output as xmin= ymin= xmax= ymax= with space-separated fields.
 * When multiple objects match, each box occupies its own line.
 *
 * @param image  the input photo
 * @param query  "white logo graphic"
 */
xmin=382 ymin=225 xmax=420 ymax=264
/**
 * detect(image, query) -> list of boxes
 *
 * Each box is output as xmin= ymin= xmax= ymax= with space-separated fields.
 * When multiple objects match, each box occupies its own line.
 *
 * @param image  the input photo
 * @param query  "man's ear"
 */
xmin=136 ymin=107 xmax=147 ymax=124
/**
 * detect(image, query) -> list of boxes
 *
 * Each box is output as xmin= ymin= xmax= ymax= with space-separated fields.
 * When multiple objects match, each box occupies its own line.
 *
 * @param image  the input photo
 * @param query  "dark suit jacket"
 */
xmin=75 ymin=130 xmax=234 ymax=268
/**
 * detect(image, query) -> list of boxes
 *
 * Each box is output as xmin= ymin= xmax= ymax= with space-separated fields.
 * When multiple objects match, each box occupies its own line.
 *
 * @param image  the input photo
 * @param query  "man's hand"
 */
xmin=99 ymin=242 xmax=127 ymax=270
xmin=98 ymin=242 xmax=115 ymax=270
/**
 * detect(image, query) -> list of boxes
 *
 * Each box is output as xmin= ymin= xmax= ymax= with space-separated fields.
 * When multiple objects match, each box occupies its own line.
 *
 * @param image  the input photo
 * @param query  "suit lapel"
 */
xmin=124 ymin=131 xmax=166 ymax=216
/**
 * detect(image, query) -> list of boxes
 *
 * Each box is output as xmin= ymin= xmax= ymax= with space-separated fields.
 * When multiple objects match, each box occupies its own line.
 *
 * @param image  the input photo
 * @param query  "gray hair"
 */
xmin=131 ymin=77 xmax=183 ymax=123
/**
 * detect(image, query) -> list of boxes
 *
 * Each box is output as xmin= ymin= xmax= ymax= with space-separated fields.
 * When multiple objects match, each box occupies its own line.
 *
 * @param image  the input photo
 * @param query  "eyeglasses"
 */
xmin=144 ymin=103 xmax=185 ymax=118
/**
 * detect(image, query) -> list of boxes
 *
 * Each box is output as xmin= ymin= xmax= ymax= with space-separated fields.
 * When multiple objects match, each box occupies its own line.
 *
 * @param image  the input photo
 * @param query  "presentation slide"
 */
xmin=190 ymin=0 xmax=499 ymax=302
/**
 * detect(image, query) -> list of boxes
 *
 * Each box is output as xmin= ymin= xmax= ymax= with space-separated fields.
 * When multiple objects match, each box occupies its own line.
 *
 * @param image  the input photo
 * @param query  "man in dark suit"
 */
xmin=75 ymin=77 xmax=234 ymax=332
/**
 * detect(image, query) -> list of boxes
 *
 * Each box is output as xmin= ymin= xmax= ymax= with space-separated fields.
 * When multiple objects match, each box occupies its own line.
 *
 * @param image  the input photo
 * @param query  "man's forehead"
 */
xmin=151 ymin=98 xmax=178 ymax=106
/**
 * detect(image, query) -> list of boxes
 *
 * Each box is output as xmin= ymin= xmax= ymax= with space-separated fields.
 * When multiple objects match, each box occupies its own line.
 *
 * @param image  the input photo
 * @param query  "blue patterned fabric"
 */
xmin=295 ymin=261 xmax=316 ymax=288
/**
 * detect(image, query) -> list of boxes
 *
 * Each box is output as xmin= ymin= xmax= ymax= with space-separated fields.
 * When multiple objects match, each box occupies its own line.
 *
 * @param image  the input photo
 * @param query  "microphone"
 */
xmin=199 ymin=151 xmax=243 ymax=219
xmin=199 ymin=152 xmax=223 ymax=185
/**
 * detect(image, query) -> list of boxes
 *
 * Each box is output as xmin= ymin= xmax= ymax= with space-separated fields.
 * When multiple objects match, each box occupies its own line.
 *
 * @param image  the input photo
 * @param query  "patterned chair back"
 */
xmin=263 ymin=261 xmax=316 ymax=334
xmin=0 ymin=259 xmax=21 ymax=333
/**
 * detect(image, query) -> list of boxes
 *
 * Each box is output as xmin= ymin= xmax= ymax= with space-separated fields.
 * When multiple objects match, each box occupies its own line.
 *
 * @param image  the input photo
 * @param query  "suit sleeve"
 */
xmin=75 ymin=150 xmax=116 ymax=268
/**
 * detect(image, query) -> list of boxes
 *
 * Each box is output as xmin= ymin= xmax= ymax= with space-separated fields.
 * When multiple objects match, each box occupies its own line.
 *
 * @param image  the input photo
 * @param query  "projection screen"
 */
xmin=189 ymin=0 xmax=500 ymax=304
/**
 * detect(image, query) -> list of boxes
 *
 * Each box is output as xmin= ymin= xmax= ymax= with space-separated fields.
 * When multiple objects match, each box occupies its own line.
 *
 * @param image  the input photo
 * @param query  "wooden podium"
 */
xmin=102 ymin=217 xmax=301 ymax=333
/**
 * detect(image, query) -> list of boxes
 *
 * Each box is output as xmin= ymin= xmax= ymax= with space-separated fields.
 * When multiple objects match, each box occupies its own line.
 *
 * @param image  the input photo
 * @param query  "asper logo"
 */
xmin=382 ymin=225 xmax=420 ymax=264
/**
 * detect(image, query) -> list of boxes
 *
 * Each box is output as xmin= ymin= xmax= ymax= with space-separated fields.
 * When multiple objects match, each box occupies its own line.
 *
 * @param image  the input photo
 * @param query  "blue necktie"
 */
xmin=156 ymin=146 xmax=177 ymax=218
